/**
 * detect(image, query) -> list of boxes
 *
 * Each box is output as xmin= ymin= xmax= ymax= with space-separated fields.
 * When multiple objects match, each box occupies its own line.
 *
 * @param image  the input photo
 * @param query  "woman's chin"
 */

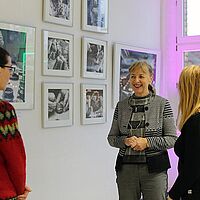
xmin=134 ymin=90 xmax=142 ymax=96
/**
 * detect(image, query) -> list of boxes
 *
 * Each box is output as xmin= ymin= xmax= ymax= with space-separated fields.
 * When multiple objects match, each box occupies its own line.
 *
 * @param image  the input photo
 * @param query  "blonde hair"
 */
xmin=178 ymin=65 xmax=200 ymax=130
xmin=129 ymin=61 xmax=156 ymax=94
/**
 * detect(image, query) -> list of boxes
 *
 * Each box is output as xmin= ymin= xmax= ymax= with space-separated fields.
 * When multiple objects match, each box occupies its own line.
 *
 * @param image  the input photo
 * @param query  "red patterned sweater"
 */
xmin=0 ymin=100 xmax=26 ymax=200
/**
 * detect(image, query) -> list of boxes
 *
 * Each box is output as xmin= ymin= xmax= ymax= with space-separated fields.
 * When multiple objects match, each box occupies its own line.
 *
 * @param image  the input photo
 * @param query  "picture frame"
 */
xmin=113 ymin=43 xmax=160 ymax=108
xmin=42 ymin=83 xmax=73 ymax=128
xmin=81 ymin=84 xmax=106 ymax=125
xmin=42 ymin=30 xmax=73 ymax=77
xmin=176 ymin=43 xmax=200 ymax=86
xmin=0 ymin=22 xmax=35 ymax=109
xmin=82 ymin=37 xmax=107 ymax=79
xmin=82 ymin=0 xmax=108 ymax=33
xmin=177 ymin=43 xmax=200 ymax=69
xmin=43 ymin=0 xmax=73 ymax=26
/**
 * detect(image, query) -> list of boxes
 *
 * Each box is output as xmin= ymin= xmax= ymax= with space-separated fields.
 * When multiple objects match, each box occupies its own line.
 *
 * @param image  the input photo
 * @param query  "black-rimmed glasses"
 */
xmin=0 ymin=65 xmax=15 ymax=74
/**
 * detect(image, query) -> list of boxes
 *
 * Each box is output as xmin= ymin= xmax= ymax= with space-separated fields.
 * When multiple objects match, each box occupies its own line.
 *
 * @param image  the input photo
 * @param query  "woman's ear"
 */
xmin=149 ymin=74 xmax=153 ymax=83
xmin=151 ymin=76 xmax=153 ymax=83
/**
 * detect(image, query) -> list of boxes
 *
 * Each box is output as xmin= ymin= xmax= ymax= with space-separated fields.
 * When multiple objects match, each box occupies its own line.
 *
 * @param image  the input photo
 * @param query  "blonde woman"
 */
xmin=168 ymin=66 xmax=200 ymax=200
xmin=108 ymin=61 xmax=177 ymax=200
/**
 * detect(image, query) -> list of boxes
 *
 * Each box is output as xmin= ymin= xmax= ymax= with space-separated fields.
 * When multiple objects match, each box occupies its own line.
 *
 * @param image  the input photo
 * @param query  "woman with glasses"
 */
xmin=108 ymin=61 xmax=177 ymax=200
xmin=168 ymin=66 xmax=200 ymax=200
xmin=0 ymin=47 xmax=31 ymax=200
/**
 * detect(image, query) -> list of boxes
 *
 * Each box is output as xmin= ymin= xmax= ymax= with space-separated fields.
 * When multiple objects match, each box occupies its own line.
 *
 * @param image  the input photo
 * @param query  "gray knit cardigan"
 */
xmin=108 ymin=94 xmax=177 ymax=172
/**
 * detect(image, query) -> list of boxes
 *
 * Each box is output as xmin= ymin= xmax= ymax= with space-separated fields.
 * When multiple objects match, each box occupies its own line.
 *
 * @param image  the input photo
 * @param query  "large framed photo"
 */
xmin=43 ymin=0 xmax=73 ymax=26
xmin=82 ymin=0 xmax=108 ymax=33
xmin=42 ymin=30 xmax=73 ymax=77
xmin=81 ymin=84 xmax=106 ymax=125
xmin=42 ymin=83 xmax=73 ymax=128
xmin=0 ymin=22 xmax=35 ymax=109
xmin=113 ymin=43 xmax=160 ymax=108
xmin=82 ymin=37 xmax=107 ymax=79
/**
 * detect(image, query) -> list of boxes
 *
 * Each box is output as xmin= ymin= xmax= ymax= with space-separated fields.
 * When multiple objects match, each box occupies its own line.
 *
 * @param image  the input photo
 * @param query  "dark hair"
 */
xmin=0 ymin=47 xmax=10 ymax=66
xmin=148 ymin=84 xmax=155 ymax=95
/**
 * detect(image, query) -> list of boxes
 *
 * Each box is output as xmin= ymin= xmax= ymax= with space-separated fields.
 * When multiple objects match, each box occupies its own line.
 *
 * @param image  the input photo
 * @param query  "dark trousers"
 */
xmin=116 ymin=164 xmax=168 ymax=200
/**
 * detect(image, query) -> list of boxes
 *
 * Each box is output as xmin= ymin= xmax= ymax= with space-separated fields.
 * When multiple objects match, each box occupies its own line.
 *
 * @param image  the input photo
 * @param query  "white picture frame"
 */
xmin=82 ymin=37 xmax=107 ymax=79
xmin=82 ymin=0 xmax=108 ymax=33
xmin=113 ymin=43 xmax=160 ymax=108
xmin=42 ymin=83 xmax=73 ymax=128
xmin=43 ymin=0 xmax=73 ymax=26
xmin=81 ymin=84 xmax=106 ymax=125
xmin=42 ymin=30 xmax=73 ymax=77
xmin=0 ymin=22 xmax=35 ymax=109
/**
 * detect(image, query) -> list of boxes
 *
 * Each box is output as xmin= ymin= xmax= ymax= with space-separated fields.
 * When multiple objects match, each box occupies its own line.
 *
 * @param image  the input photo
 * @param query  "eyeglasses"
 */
xmin=0 ymin=65 xmax=15 ymax=74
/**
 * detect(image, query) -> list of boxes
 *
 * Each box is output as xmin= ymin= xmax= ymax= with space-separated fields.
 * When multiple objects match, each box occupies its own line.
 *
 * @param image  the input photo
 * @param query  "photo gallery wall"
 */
xmin=0 ymin=0 xmax=160 ymax=128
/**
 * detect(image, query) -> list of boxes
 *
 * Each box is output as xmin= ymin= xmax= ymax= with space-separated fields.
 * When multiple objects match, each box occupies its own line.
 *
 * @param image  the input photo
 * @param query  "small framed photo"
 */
xmin=81 ymin=84 xmax=106 ymax=125
xmin=113 ymin=43 xmax=160 ymax=108
xmin=0 ymin=22 xmax=35 ymax=109
xmin=82 ymin=0 xmax=108 ymax=33
xmin=42 ymin=30 xmax=73 ymax=77
xmin=82 ymin=37 xmax=107 ymax=79
xmin=42 ymin=83 xmax=73 ymax=128
xmin=43 ymin=0 xmax=73 ymax=26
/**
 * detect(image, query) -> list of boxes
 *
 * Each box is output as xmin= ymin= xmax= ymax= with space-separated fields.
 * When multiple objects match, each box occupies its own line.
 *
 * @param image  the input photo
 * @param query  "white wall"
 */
xmin=0 ymin=0 xmax=161 ymax=199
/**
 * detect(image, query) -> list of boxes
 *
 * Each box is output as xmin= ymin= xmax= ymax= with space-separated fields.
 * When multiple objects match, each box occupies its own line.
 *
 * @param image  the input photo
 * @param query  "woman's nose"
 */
xmin=134 ymin=77 xmax=140 ymax=82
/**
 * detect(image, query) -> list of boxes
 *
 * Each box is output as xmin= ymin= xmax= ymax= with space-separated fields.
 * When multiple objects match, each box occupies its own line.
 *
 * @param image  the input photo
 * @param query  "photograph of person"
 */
xmin=86 ymin=42 xmax=104 ymax=73
xmin=108 ymin=61 xmax=177 ymax=200
xmin=87 ymin=0 xmax=105 ymax=28
xmin=0 ymin=29 xmax=27 ymax=103
xmin=48 ymin=37 xmax=70 ymax=71
xmin=85 ymin=89 xmax=103 ymax=119
xmin=48 ymin=88 xmax=69 ymax=121
xmin=49 ymin=0 xmax=70 ymax=20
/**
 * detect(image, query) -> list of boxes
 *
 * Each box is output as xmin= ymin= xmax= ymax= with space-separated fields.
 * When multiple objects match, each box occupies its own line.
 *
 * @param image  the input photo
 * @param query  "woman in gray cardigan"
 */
xmin=108 ymin=61 xmax=177 ymax=200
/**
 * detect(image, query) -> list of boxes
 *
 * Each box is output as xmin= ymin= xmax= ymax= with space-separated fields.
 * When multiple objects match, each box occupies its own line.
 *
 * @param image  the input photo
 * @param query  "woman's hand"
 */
xmin=133 ymin=137 xmax=148 ymax=151
xmin=124 ymin=137 xmax=149 ymax=151
xmin=17 ymin=185 xmax=32 ymax=200
xmin=124 ymin=136 xmax=137 ymax=147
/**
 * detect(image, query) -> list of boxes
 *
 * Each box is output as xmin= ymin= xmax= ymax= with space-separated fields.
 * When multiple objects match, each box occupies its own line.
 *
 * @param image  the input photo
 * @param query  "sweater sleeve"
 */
xmin=147 ymin=99 xmax=177 ymax=150
xmin=169 ymin=114 xmax=200 ymax=199
xmin=0 ymin=101 xmax=26 ymax=195
xmin=107 ymin=103 xmax=127 ymax=148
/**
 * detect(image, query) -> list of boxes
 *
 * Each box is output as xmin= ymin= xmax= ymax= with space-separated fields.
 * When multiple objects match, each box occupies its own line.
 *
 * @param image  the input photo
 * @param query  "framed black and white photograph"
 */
xmin=0 ymin=22 xmax=35 ymax=109
xmin=82 ymin=37 xmax=107 ymax=79
xmin=43 ymin=0 xmax=73 ymax=26
xmin=81 ymin=84 xmax=106 ymax=125
xmin=82 ymin=0 xmax=108 ymax=33
xmin=43 ymin=30 xmax=73 ymax=77
xmin=113 ymin=43 xmax=160 ymax=108
xmin=42 ymin=83 xmax=73 ymax=128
